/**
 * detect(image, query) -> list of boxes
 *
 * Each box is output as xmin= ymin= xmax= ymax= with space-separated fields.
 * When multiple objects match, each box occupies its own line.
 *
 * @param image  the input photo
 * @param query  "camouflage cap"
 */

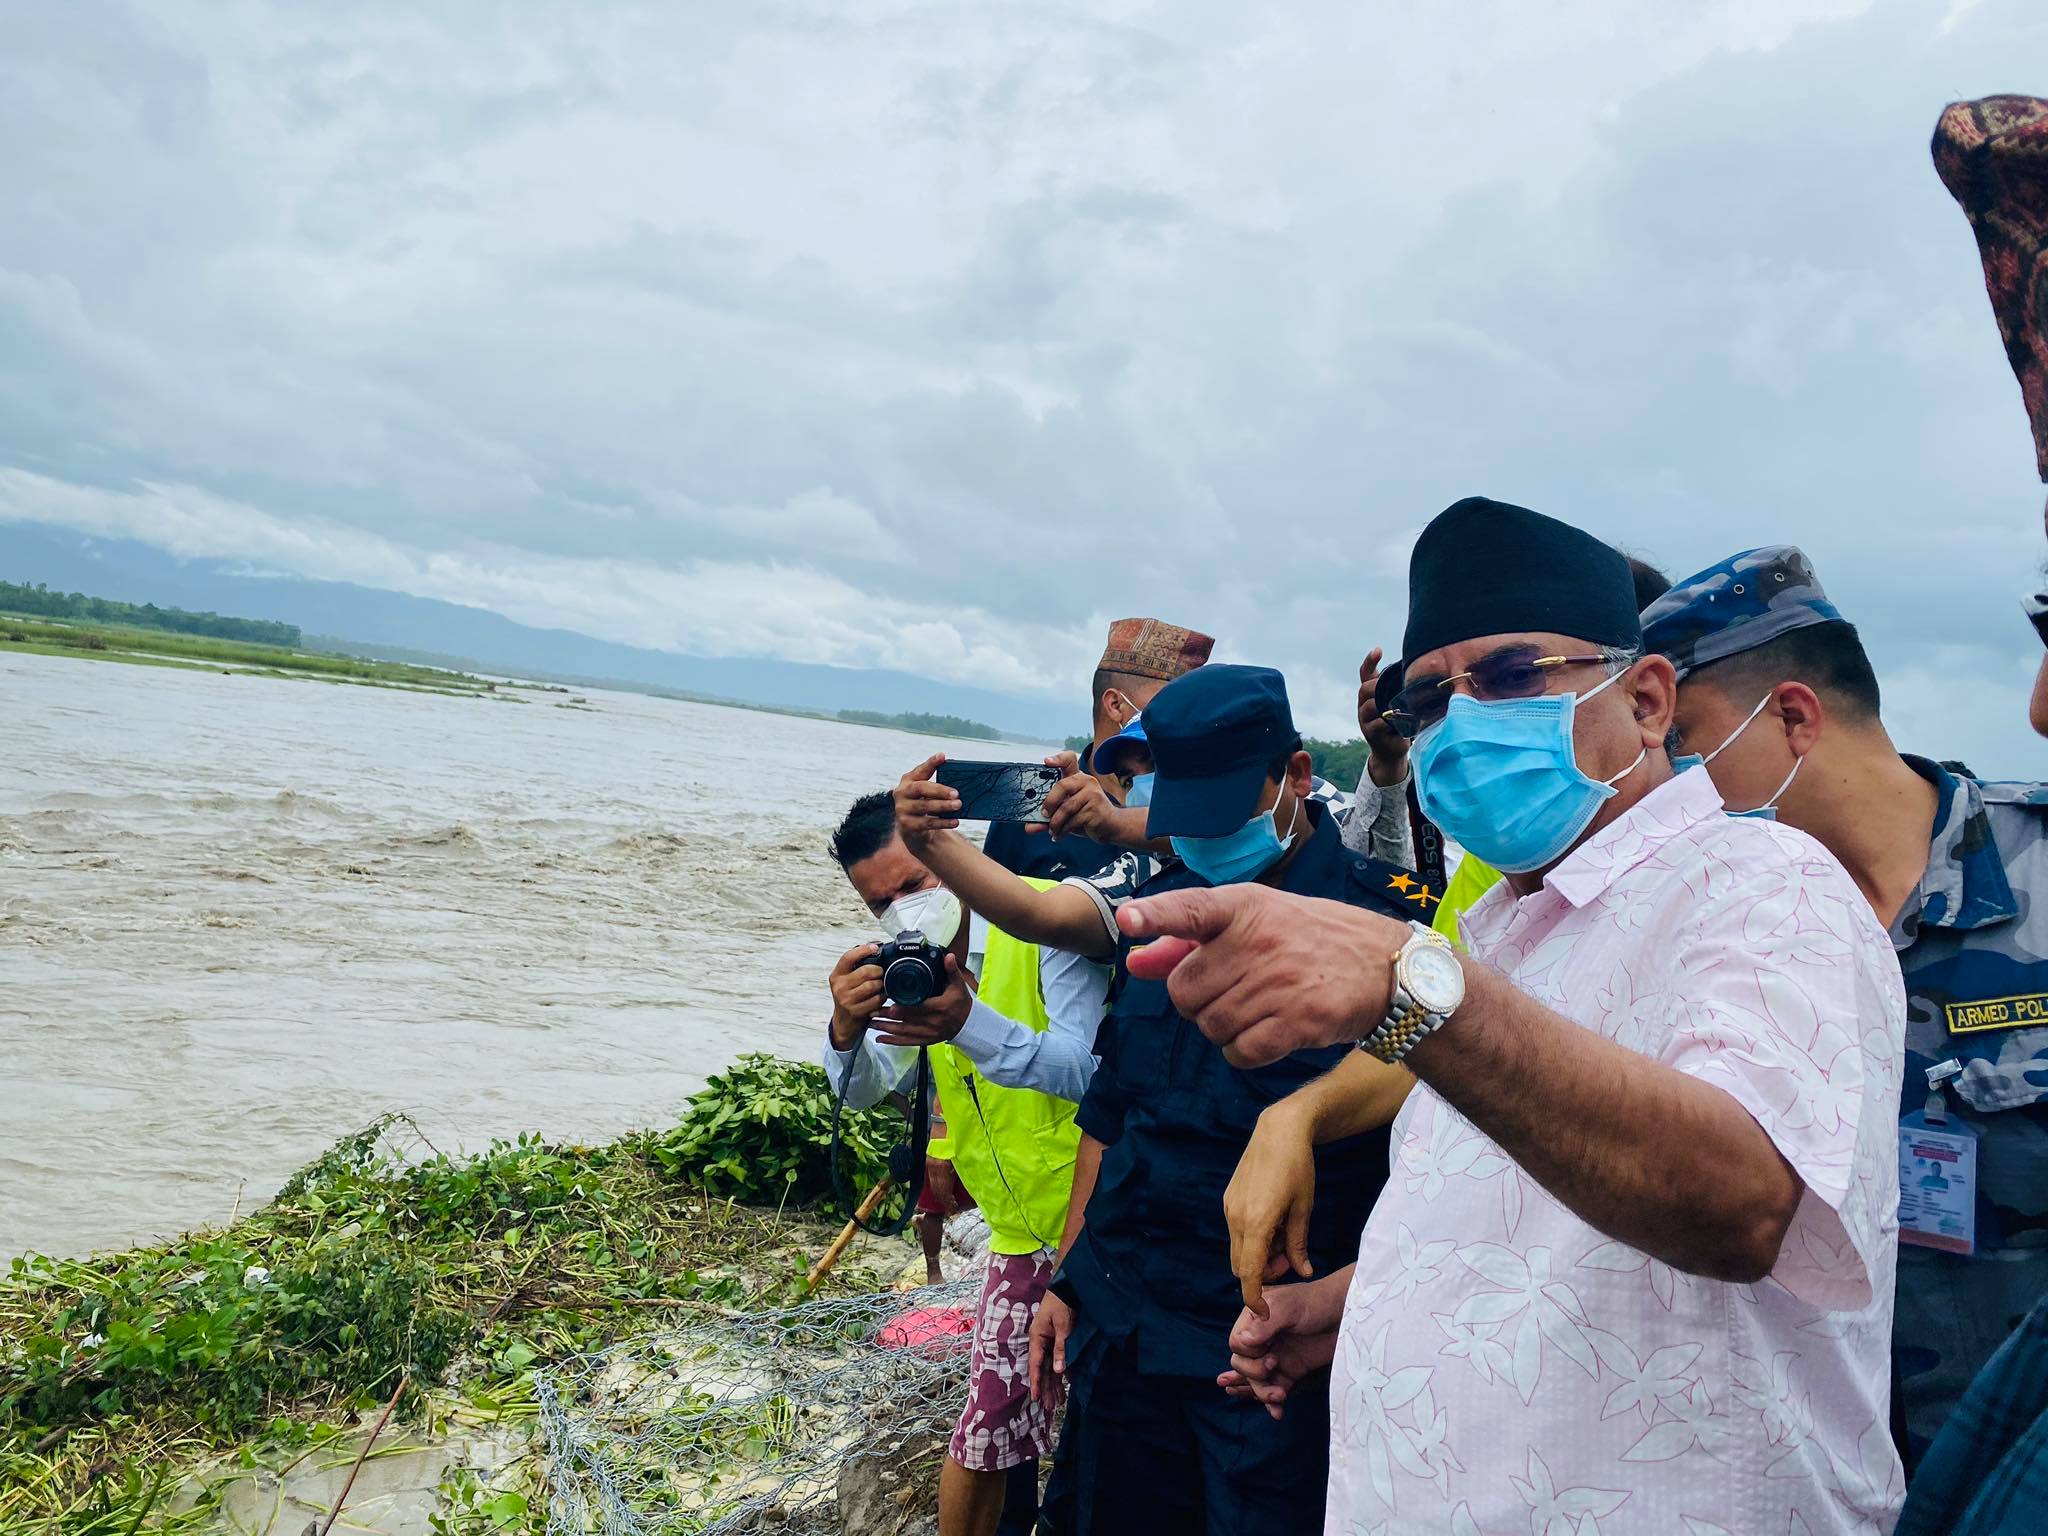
xmin=1096 ymin=617 xmax=1215 ymax=682
xmin=1640 ymin=546 xmax=1844 ymax=682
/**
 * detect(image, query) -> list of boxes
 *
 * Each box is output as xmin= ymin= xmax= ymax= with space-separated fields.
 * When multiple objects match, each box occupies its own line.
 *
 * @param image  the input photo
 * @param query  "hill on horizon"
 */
xmin=0 ymin=522 xmax=1073 ymax=741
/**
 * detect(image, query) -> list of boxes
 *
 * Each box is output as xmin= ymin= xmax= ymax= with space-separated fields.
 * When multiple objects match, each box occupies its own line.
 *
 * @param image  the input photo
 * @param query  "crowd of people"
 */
xmin=813 ymin=96 xmax=2048 ymax=1536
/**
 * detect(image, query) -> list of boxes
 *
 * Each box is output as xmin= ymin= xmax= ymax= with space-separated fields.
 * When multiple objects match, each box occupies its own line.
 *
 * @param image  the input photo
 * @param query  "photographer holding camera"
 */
xmin=824 ymin=791 xmax=1110 ymax=1536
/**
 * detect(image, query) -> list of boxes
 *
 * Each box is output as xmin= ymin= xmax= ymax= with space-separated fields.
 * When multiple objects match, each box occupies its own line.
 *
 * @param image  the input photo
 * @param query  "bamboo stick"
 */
xmin=805 ymin=1177 xmax=892 ymax=1290
xmin=314 ymin=1371 xmax=408 ymax=1536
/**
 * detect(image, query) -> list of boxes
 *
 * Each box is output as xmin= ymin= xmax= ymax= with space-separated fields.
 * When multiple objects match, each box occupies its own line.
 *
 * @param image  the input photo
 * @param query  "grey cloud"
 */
xmin=1 ymin=0 xmax=2044 ymax=771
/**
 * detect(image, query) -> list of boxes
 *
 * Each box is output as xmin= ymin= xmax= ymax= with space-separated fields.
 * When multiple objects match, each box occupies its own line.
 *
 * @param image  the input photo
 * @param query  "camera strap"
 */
xmin=828 ymin=1042 xmax=931 ymax=1237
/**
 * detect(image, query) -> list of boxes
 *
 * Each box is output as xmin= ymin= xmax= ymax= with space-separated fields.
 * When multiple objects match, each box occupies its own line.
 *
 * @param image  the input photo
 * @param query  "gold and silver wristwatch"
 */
xmin=1358 ymin=921 xmax=1465 ymax=1064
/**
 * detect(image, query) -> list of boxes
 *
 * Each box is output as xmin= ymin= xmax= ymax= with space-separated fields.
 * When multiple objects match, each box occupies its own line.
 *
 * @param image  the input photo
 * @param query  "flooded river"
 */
xmin=0 ymin=651 xmax=1032 ymax=1260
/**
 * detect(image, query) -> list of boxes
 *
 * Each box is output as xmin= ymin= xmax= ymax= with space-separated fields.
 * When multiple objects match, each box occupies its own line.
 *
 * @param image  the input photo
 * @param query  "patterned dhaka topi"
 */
xmin=1095 ymin=617 xmax=1214 ymax=683
xmin=1933 ymin=95 xmax=2048 ymax=483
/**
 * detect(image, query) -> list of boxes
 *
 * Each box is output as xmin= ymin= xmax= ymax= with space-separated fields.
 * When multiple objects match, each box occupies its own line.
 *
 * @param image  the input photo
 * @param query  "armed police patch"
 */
xmin=1946 ymin=993 xmax=2048 ymax=1033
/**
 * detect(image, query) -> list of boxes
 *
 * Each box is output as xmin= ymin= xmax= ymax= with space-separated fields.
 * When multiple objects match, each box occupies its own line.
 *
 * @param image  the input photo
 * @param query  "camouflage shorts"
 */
xmin=948 ymin=1250 xmax=1057 ymax=1472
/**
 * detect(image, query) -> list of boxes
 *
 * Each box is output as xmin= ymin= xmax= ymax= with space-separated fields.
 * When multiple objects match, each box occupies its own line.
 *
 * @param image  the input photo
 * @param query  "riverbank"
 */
xmin=0 ymin=613 xmax=499 ymax=697
xmin=0 ymin=1057 xmax=911 ymax=1535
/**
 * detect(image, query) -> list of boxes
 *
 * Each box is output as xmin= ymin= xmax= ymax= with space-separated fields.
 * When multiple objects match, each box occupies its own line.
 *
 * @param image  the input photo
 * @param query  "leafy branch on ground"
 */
xmin=0 ymin=1055 xmax=906 ymax=1533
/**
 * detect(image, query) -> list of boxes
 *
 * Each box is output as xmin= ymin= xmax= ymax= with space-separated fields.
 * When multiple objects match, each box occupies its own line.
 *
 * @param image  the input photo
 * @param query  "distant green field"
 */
xmin=838 ymin=707 xmax=1001 ymax=740
xmin=0 ymin=612 xmax=495 ymax=696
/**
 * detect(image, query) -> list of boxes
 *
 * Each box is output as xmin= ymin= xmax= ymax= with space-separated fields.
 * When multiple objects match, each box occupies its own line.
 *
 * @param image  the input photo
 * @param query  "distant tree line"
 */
xmin=840 ymin=709 xmax=1001 ymax=741
xmin=0 ymin=580 xmax=303 ymax=648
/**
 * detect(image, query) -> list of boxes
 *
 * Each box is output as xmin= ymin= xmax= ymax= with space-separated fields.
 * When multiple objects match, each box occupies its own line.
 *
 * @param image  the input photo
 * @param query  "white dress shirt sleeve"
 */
xmin=820 ymin=1030 xmax=920 ymax=1111
xmin=946 ymin=943 xmax=1110 ymax=1103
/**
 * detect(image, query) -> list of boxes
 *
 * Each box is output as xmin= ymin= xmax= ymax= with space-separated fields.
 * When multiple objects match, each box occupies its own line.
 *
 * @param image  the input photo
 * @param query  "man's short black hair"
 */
xmin=1694 ymin=619 xmax=1882 ymax=720
xmin=1090 ymin=666 xmax=1152 ymax=717
xmin=1625 ymin=556 xmax=1672 ymax=612
xmin=829 ymin=791 xmax=897 ymax=870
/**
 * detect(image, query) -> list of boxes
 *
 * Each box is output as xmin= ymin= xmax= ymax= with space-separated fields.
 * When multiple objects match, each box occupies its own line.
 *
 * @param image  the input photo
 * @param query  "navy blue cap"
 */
xmin=1143 ymin=664 xmax=1298 ymax=839
xmin=1087 ymin=714 xmax=1150 ymax=777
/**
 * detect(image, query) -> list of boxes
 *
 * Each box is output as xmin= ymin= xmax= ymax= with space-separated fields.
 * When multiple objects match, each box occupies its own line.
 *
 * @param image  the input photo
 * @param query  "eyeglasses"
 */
xmin=1382 ymin=646 xmax=1632 ymax=738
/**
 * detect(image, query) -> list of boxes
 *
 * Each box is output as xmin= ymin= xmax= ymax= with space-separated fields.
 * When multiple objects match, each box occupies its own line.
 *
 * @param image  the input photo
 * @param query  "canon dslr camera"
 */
xmin=876 ymin=932 xmax=947 ymax=1006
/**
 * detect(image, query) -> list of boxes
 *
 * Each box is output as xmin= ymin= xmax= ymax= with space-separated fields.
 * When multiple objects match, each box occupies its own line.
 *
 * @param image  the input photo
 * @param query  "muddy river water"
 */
xmin=0 ymin=650 xmax=1026 ymax=1259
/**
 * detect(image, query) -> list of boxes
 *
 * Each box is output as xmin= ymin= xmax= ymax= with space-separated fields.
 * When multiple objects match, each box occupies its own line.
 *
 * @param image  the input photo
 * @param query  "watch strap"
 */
xmin=1361 ymin=998 xmax=1433 ymax=1064
xmin=1361 ymin=924 xmax=1457 ymax=1065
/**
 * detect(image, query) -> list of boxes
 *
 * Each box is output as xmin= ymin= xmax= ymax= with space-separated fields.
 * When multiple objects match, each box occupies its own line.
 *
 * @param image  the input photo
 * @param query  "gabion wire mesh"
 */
xmin=538 ymin=1269 xmax=988 ymax=1536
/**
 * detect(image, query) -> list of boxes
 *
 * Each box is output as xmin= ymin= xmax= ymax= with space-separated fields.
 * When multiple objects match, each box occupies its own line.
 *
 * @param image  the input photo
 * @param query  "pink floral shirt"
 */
xmin=1328 ymin=767 xmax=1905 ymax=1536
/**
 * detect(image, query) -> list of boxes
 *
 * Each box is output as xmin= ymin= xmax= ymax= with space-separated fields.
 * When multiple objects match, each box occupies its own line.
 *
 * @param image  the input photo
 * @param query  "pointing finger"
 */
xmin=1119 ymin=884 xmax=1245 ymax=945
xmin=1125 ymin=935 xmax=1199 ymax=982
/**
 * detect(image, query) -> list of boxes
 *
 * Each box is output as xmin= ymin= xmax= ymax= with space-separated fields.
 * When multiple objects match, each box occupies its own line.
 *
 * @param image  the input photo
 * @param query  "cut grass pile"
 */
xmin=0 ymin=1057 xmax=907 ymax=1534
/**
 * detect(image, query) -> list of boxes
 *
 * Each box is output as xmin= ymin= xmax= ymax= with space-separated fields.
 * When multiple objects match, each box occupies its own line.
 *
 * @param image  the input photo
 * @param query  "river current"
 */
xmin=0 ymin=650 xmax=1029 ymax=1260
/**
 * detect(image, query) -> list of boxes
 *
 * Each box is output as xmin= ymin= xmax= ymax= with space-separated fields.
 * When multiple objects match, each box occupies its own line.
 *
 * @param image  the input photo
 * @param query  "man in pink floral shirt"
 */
xmin=1117 ymin=498 xmax=1907 ymax=1535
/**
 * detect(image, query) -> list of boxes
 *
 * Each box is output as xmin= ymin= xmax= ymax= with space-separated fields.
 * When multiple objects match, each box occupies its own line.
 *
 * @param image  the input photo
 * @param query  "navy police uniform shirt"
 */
xmin=1895 ymin=755 xmax=2048 ymax=1250
xmin=982 ymin=821 xmax=1121 ymax=883
xmin=1054 ymin=800 xmax=1431 ymax=1377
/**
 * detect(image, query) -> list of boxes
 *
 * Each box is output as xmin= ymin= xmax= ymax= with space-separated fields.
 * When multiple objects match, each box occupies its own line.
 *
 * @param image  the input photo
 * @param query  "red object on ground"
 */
xmin=876 ymin=1305 xmax=974 ymax=1352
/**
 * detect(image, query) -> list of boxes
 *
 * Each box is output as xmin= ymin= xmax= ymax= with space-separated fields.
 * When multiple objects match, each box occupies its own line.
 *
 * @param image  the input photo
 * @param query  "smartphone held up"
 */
xmin=933 ymin=760 xmax=1062 ymax=823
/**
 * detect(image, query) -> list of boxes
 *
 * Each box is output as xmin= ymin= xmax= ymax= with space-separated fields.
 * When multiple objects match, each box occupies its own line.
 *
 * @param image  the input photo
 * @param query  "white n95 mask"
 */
xmin=877 ymin=887 xmax=962 ymax=947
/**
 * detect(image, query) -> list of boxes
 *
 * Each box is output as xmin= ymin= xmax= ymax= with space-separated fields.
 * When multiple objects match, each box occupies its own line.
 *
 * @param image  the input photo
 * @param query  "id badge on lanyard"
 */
xmin=1898 ymin=1059 xmax=1979 ymax=1256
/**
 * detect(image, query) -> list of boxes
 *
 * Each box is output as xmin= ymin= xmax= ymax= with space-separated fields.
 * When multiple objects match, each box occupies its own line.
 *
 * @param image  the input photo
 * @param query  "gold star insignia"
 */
xmin=1387 ymin=873 xmax=1416 ymax=893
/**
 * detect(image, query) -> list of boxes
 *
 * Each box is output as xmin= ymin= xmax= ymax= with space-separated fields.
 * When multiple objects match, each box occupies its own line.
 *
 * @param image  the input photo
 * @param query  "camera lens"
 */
xmin=883 ymin=953 xmax=940 ymax=1006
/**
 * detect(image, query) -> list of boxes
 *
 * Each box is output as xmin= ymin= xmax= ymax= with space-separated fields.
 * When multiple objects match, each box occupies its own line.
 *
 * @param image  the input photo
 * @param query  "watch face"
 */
xmin=1404 ymin=941 xmax=1465 ymax=1014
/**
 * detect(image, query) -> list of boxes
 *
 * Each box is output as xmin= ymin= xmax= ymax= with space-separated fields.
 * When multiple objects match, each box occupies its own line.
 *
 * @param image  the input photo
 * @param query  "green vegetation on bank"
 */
xmin=2 ymin=578 xmax=1058 ymax=740
xmin=0 ymin=1056 xmax=905 ymax=1535
xmin=1303 ymin=738 xmax=1371 ymax=788
xmin=1064 ymin=733 xmax=1373 ymax=787
xmin=0 ymin=613 xmax=494 ymax=696
xmin=0 ymin=582 xmax=301 ymax=648
xmin=838 ymin=709 xmax=1000 ymax=741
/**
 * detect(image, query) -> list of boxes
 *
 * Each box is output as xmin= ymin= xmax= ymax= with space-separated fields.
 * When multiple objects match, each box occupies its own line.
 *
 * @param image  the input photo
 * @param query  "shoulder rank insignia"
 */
xmin=1384 ymin=870 xmax=1439 ymax=911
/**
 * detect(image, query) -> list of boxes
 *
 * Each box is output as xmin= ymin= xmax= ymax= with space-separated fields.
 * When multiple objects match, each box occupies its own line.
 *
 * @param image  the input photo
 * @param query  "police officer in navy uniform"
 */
xmin=1025 ymin=663 xmax=1430 ymax=1535
xmin=1646 ymin=547 xmax=2048 ymax=1466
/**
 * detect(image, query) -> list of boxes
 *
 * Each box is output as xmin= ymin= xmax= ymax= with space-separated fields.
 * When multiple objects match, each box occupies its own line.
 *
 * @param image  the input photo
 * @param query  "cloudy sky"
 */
xmin=2 ymin=0 xmax=2044 ymax=765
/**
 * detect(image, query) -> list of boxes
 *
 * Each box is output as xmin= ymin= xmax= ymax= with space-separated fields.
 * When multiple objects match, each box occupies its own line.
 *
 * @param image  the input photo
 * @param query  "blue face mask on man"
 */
xmin=1413 ymin=664 xmax=1646 ymax=874
xmin=1675 ymin=691 xmax=1802 ymax=820
xmin=1172 ymin=788 xmax=1300 ymax=885
xmin=1125 ymin=772 xmax=1155 ymax=810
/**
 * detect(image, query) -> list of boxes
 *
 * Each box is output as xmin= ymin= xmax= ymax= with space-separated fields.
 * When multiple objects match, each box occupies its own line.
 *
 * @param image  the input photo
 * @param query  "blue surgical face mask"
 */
xmin=1172 ymin=790 xmax=1300 ymax=886
xmin=1413 ymin=665 xmax=1646 ymax=874
xmin=1125 ymin=773 xmax=1155 ymax=810
xmin=1693 ymin=691 xmax=1802 ymax=820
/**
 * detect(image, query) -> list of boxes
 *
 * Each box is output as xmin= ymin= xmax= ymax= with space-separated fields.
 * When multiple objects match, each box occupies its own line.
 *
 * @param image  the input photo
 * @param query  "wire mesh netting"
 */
xmin=538 ymin=1219 xmax=997 ymax=1536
